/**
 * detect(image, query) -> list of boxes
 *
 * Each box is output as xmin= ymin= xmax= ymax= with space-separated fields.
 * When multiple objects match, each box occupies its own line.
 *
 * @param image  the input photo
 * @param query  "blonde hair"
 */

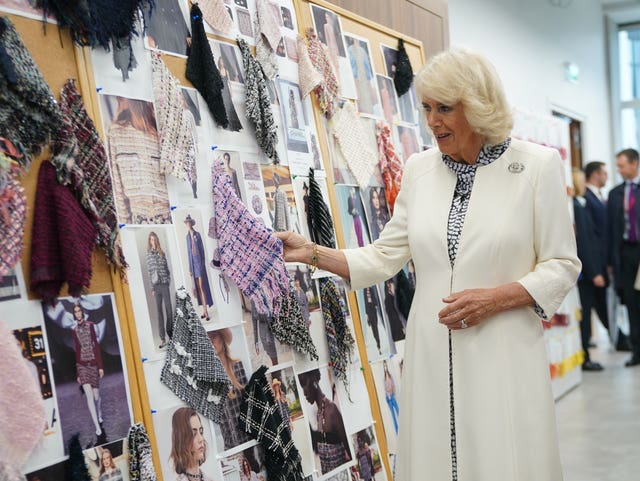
xmin=415 ymin=48 xmax=513 ymax=145
xmin=572 ymin=168 xmax=586 ymax=197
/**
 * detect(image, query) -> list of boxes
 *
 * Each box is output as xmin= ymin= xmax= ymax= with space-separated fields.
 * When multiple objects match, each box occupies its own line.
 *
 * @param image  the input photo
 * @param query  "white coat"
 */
xmin=343 ymin=138 xmax=580 ymax=481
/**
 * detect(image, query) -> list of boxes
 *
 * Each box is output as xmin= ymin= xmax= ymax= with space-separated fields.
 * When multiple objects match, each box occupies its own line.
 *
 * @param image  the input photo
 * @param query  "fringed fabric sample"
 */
xmin=320 ymin=278 xmax=355 ymax=393
xmin=297 ymin=35 xmax=322 ymax=98
xmin=394 ymin=38 xmax=413 ymax=96
xmin=128 ymin=423 xmax=158 ymax=481
xmin=269 ymin=286 xmax=319 ymax=360
xmin=306 ymin=28 xmax=339 ymax=118
xmin=332 ymin=102 xmax=376 ymax=189
xmin=237 ymin=38 xmax=279 ymax=163
xmin=239 ymin=366 xmax=307 ymax=481
xmin=151 ymin=54 xmax=197 ymax=186
xmin=376 ymin=121 xmax=404 ymax=214
xmin=160 ymin=288 xmax=231 ymax=423
xmin=36 ymin=0 xmax=96 ymax=47
xmin=0 ymin=16 xmax=63 ymax=169
xmin=30 ymin=161 xmax=95 ymax=303
xmin=308 ymin=168 xmax=336 ymax=248
xmin=186 ymin=4 xmax=229 ymax=129
xmin=53 ymin=79 xmax=127 ymax=271
xmin=200 ymin=0 xmax=233 ymax=34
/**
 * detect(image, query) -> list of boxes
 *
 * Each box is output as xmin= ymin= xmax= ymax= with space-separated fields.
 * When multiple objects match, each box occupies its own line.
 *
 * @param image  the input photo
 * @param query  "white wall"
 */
xmin=448 ymin=0 xmax=612 ymax=164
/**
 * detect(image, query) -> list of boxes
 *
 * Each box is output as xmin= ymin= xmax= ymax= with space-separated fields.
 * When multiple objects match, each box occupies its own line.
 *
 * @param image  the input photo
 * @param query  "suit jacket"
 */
xmin=584 ymin=188 xmax=608 ymax=278
xmin=343 ymin=138 xmax=580 ymax=480
xmin=607 ymin=181 xmax=640 ymax=289
xmin=574 ymin=197 xmax=602 ymax=282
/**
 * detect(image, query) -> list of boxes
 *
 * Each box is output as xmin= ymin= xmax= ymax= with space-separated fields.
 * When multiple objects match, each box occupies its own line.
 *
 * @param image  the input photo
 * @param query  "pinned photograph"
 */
xmin=209 ymin=40 xmax=245 ymax=132
xmin=99 ymin=94 xmax=171 ymax=225
xmin=142 ymin=0 xmax=190 ymax=57
xmin=334 ymin=185 xmax=371 ymax=249
xmin=363 ymin=186 xmax=390 ymax=242
xmin=83 ymin=438 xmax=130 ymax=481
xmin=380 ymin=44 xmax=416 ymax=124
xmin=260 ymin=165 xmax=301 ymax=233
xmin=297 ymin=367 xmax=352 ymax=477
xmin=355 ymin=286 xmax=394 ymax=362
xmin=397 ymin=124 xmax=420 ymax=160
xmin=376 ymin=74 xmax=400 ymax=127
xmin=380 ymin=277 xmax=408 ymax=343
xmin=268 ymin=366 xmax=304 ymax=428
xmin=41 ymin=294 xmax=132 ymax=452
xmin=276 ymin=79 xmax=310 ymax=153
xmin=351 ymin=426 xmax=387 ymax=481
xmin=344 ymin=34 xmax=382 ymax=117
xmin=371 ymin=359 xmax=402 ymax=454
xmin=0 ymin=264 xmax=24 ymax=302
xmin=220 ymin=445 xmax=267 ymax=481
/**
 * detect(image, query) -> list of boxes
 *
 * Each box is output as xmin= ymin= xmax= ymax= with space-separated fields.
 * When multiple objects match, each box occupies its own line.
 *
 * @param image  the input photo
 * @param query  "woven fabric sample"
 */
xmin=151 ymin=54 xmax=197 ymax=185
xmin=297 ymin=35 xmax=322 ymax=98
xmin=256 ymin=0 xmax=282 ymax=50
xmin=376 ymin=121 xmax=404 ymax=214
xmin=307 ymin=168 xmax=336 ymax=248
xmin=331 ymin=102 xmax=376 ymax=189
xmin=0 ymin=172 xmax=26 ymax=277
xmin=200 ymin=0 xmax=233 ymax=34
xmin=128 ymin=423 xmax=158 ymax=481
xmin=306 ymin=28 xmax=339 ymax=118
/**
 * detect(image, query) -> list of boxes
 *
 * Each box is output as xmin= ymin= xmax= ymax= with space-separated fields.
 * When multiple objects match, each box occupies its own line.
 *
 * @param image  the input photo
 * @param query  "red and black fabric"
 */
xmin=31 ymin=161 xmax=95 ymax=303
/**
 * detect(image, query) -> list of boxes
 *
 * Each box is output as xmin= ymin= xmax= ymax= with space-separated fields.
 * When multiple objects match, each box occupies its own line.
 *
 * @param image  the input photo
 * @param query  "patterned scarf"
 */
xmin=200 ymin=0 xmax=233 ymax=34
xmin=308 ymin=168 xmax=336 ymax=248
xmin=297 ymin=35 xmax=322 ymax=99
xmin=393 ymin=38 xmax=413 ymax=96
xmin=306 ymin=28 xmax=338 ymax=118
xmin=0 ymin=17 xmax=63 ymax=169
xmin=53 ymin=79 xmax=127 ymax=272
xmin=376 ymin=121 xmax=404 ymax=215
xmin=320 ymin=278 xmax=355 ymax=395
xmin=186 ymin=4 xmax=229 ymax=129
xmin=31 ymin=161 xmax=95 ymax=303
xmin=212 ymin=160 xmax=318 ymax=359
xmin=239 ymin=365 xmax=306 ymax=481
xmin=128 ymin=423 xmax=158 ymax=481
xmin=151 ymin=54 xmax=197 ymax=185
xmin=237 ymin=38 xmax=279 ymax=163
xmin=332 ymin=102 xmax=376 ymax=189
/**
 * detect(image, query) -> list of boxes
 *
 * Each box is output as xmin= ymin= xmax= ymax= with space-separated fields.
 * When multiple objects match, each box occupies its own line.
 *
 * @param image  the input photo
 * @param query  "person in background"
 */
xmin=271 ymin=377 xmax=291 ymax=432
xmin=608 ymin=148 xmax=640 ymax=367
xmin=572 ymin=168 xmax=605 ymax=371
xmin=184 ymin=214 xmax=213 ymax=321
xmin=170 ymin=407 xmax=213 ymax=481
xmin=98 ymin=448 xmax=123 ymax=481
xmin=355 ymin=433 xmax=374 ymax=481
xmin=146 ymin=231 xmax=173 ymax=348
xmin=383 ymin=360 xmax=400 ymax=433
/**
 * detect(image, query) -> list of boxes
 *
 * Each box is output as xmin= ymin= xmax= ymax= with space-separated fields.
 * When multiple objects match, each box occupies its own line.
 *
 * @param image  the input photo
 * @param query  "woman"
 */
xmin=208 ymin=329 xmax=250 ymax=450
xmin=240 ymin=456 xmax=260 ymax=481
xmin=170 ymin=407 xmax=213 ymax=481
xmin=217 ymin=56 xmax=243 ymax=132
xmin=271 ymin=377 xmax=290 ymax=431
xmin=298 ymin=369 xmax=350 ymax=475
xmin=288 ymin=89 xmax=299 ymax=130
xmin=222 ymin=152 xmax=241 ymax=198
xmin=147 ymin=232 xmax=173 ymax=348
xmin=278 ymin=49 xmax=580 ymax=480
xmin=98 ymin=449 xmax=123 ymax=481
xmin=368 ymin=187 xmax=390 ymax=241
xmin=382 ymin=360 xmax=400 ymax=434
xmin=572 ymin=168 xmax=605 ymax=371
xmin=107 ymin=97 xmax=170 ymax=224
xmin=384 ymin=279 xmax=406 ymax=342
xmin=347 ymin=187 xmax=365 ymax=247
xmin=322 ymin=11 xmax=340 ymax=77
xmin=347 ymin=36 xmax=376 ymax=115
xmin=355 ymin=434 xmax=374 ymax=481
xmin=184 ymin=214 xmax=213 ymax=321
xmin=71 ymin=302 xmax=105 ymax=439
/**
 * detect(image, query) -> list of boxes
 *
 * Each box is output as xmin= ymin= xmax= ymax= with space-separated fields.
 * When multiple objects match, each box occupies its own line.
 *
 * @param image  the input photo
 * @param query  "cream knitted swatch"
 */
xmin=332 ymin=102 xmax=376 ymax=189
xmin=151 ymin=54 xmax=197 ymax=186
xmin=296 ymin=35 xmax=322 ymax=98
xmin=200 ymin=0 xmax=233 ymax=34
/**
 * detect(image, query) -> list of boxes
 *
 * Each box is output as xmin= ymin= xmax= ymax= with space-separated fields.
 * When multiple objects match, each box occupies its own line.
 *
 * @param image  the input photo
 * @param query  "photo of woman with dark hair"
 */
xmin=170 ymin=407 xmax=213 ymax=481
xmin=348 ymin=187 xmax=365 ymax=248
xmin=208 ymin=328 xmax=251 ymax=451
xmin=367 ymin=187 xmax=390 ymax=241
xmin=103 ymin=95 xmax=170 ymax=225
xmin=146 ymin=232 xmax=173 ymax=348
xmin=98 ymin=448 xmax=123 ymax=481
xmin=184 ymin=214 xmax=213 ymax=321
xmin=298 ymin=369 xmax=351 ymax=476
xmin=217 ymin=55 xmax=243 ymax=132
xmin=383 ymin=279 xmax=406 ymax=342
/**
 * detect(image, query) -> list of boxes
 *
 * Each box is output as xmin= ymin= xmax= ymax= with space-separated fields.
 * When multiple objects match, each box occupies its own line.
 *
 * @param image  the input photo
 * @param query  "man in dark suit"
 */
xmin=608 ymin=149 xmax=640 ymax=367
xmin=582 ymin=162 xmax=610 ymax=342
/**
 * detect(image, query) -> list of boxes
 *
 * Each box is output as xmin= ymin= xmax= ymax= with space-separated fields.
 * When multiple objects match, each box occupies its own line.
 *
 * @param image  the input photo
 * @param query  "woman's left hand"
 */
xmin=438 ymin=288 xmax=499 ymax=330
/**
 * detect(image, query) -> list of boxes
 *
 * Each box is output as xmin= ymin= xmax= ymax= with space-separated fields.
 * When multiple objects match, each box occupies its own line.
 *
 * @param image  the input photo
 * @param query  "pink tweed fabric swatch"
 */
xmin=151 ymin=54 xmax=197 ymax=185
xmin=256 ymin=0 xmax=282 ymax=51
xmin=296 ymin=35 xmax=322 ymax=99
xmin=306 ymin=28 xmax=339 ymax=118
xmin=200 ymin=0 xmax=233 ymax=34
xmin=0 ymin=320 xmax=46 ymax=476
xmin=332 ymin=102 xmax=376 ymax=189
xmin=0 ymin=170 xmax=26 ymax=277
xmin=376 ymin=121 xmax=404 ymax=214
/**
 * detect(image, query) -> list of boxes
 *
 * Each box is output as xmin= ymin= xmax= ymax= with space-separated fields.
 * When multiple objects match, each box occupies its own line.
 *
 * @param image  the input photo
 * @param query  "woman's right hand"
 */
xmin=274 ymin=231 xmax=311 ymax=263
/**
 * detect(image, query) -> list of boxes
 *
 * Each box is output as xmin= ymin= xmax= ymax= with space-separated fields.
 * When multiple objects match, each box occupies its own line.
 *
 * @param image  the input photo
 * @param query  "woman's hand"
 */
xmin=438 ymin=288 xmax=500 ymax=330
xmin=274 ymin=231 xmax=311 ymax=263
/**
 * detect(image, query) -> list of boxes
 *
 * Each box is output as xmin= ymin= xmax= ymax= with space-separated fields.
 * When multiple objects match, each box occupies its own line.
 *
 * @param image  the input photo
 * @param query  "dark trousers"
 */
xmin=577 ymin=281 xmax=609 ymax=362
xmin=154 ymin=283 xmax=173 ymax=341
xmin=621 ymin=244 xmax=640 ymax=357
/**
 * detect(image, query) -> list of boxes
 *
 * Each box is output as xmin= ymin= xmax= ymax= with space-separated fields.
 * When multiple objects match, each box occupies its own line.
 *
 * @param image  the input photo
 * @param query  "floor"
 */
xmin=555 ymin=338 xmax=640 ymax=481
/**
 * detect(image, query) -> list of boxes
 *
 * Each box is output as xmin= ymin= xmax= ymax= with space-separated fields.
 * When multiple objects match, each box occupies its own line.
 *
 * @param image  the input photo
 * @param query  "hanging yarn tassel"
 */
xmin=393 ymin=38 xmax=413 ymax=96
xmin=186 ymin=4 xmax=229 ymax=129
xmin=65 ymin=433 xmax=92 ymax=481
xmin=320 ymin=278 xmax=355 ymax=395
xmin=376 ymin=121 xmax=404 ymax=214
xmin=307 ymin=168 xmax=336 ymax=248
xmin=237 ymin=38 xmax=279 ymax=163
